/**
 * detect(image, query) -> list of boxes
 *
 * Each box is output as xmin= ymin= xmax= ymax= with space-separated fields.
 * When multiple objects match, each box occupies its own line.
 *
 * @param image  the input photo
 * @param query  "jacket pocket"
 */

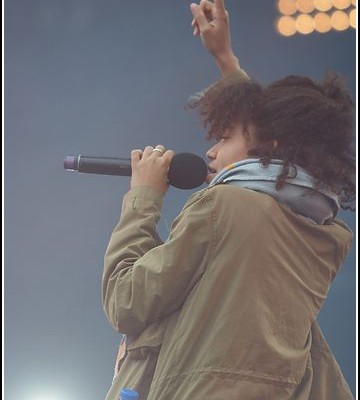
xmin=113 ymin=318 xmax=168 ymax=378
xmin=126 ymin=318 xmax=167 ymax=359
xmin=109 ymin=319 xmax=169 ymax=399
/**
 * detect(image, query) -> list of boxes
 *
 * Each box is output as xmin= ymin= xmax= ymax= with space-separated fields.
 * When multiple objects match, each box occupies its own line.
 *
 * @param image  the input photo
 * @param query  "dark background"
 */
xmin=4 ymin=1 xmax=356 ymax=399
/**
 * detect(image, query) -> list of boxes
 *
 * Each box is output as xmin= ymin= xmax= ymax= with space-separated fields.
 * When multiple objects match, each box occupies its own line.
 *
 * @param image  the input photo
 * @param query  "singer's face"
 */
xmin=206 ymin=122 xmax=256 ymax=183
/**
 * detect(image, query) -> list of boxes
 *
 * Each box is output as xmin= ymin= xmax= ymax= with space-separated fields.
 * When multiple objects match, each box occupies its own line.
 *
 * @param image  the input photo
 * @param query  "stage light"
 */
xmin=314 ymin=12 xmax=332 ymax=31
xmin=314 ymin=0 xmax=333 ymax=11
xmin=296 ymin=13 xmax=315 ymax=33
xmin=330 ymin=9 xmax=350 ymax=29
xmin=332 ymin=0 xmax=352 ymax=9
xmin=277 ymin=0 xmax=356 ymax=34
xmin=277 ymin=15 xmax=297 ymax=35
xmin=297 ymin=0 xmax=316 ymax=13
xmin=349 ymin=7 xmax=357 ymax=26
xmin=278 ymin=0 xmax=298 ymax=15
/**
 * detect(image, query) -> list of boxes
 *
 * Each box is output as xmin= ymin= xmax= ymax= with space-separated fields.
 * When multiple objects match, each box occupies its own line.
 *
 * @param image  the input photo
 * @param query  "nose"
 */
xmin=206 ymin=143 xmax=217 ymax=160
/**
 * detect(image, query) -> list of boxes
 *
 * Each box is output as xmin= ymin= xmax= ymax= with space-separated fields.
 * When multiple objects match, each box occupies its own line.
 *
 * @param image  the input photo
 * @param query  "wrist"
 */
xmin=130 ymin=182 xmax=168 ymax=197
xmin=129 ymin=185 xmax=165 ymax=197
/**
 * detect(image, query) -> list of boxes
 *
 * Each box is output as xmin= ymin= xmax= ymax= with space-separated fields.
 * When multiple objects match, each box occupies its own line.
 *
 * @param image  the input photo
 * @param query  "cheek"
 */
xmin=223 ymin=145 xmax=248 ymax=165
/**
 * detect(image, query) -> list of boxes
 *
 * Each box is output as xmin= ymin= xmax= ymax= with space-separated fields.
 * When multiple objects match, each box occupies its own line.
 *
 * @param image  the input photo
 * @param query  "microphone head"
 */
xmin=168 ymin=153 xmax=207 ymax=189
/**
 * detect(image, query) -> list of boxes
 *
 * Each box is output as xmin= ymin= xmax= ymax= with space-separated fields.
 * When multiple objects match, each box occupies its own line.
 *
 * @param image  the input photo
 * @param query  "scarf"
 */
xmin=208 ymin=158 xmax=340 ymax=224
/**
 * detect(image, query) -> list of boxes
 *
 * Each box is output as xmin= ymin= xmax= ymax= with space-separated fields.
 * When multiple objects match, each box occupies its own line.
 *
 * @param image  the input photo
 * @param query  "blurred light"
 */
xmin=330 ymin=9 xmax=350 ymax=29
xmin=314 ymin=0 xmax=333 ymax=11
xmin=278 ymin=0 xmax=356 ymax=34
xmin=277 ymin=15 xmax=297 ymax=35
xmin=296 ymin=13 xmax=316 ymax=33
xmin=314 ymin=12 xmax=333 ymax=31
xmin=332 ymin=0 xmax=352 ymax=9
xmin=349 ymin=8 xmax=357 ymax=27
xmin=297 ymin=0 xmax=316 ymax=13
xmin=278 ymin=0 xmax=298 ymax=15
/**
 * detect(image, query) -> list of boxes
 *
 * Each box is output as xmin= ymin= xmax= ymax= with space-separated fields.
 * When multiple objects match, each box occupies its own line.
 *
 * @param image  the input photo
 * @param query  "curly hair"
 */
xmin=187 ymin=71 xmax=356 ymax=210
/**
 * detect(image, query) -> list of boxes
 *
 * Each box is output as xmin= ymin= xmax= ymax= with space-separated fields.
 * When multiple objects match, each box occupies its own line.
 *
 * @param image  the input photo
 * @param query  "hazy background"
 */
xmin=4 ymin=1 xmax=356 ymax=399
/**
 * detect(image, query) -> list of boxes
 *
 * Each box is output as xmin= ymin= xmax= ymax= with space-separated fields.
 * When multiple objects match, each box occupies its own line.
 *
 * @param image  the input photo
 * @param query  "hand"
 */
xmin=190 ymin=0 xmax=240 ymax=76
xmin=190 ymin=0 xmax=231 ymax=57
xmin=130 ymin=145 xmax=175 ymax=195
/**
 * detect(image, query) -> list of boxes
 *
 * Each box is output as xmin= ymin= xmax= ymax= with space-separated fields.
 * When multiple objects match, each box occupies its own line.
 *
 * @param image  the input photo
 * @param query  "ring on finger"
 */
xmin=152 ymin=148 xmax=164 ymax=155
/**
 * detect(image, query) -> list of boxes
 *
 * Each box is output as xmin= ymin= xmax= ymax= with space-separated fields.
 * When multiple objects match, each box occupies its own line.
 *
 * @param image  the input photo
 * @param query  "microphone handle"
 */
xmin=72 ymin=155 xmax=131 ymax=176
xmin=64 ymin=153 xmax=208 ymax=189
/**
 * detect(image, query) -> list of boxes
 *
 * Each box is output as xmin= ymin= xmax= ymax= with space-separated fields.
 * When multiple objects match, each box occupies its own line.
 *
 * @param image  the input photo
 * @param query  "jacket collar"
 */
xmin=208 ymin=158 xmax=340 ymax=224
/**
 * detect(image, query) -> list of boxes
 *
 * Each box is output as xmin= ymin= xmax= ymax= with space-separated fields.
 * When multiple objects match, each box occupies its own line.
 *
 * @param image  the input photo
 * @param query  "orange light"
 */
xmin=330 ymin=10 xmax=350 ymax=29
xmin=314 ymin=12 xmax=333 ymax=31
xmin=277 ymin=15 xmax=297 ymax=35
xmin=349 ymin=8 xmax=357 ymax=27
xmin=297 ymin=0 xmax=316 ymax=13
xmin=296 ymin=13 xmax=315 ymax=33
xmin=314 ymin=0 xmax=333 ymax=11
xmin=278 ymin=0 xmax=298 ymax=15
xmin=332 ymin=0 xmax=352 ymax=9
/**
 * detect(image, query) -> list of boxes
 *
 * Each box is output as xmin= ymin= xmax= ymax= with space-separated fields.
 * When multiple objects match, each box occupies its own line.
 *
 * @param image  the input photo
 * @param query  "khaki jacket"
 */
xmin=102 ymin=185 xmax=353 ymax=400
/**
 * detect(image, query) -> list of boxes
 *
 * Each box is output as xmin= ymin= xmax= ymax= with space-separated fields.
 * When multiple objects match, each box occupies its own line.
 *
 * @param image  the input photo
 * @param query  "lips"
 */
xmin=208 ymin=166 xmax=217 ymax=174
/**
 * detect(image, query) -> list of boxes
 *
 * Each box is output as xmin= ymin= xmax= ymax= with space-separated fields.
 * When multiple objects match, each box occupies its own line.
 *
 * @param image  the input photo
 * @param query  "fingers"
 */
xmin=214 ymin=0 xmax=227 ymax=19
xmin=151 ymin=145 xmax=174 ymax=164
xmin=131 ymin=145 xmax=172 ymax=161
xmin=146 ymin=144 xmax=167 ymax=158
xmin=143 ymin=145 xmax=155 ymax=157
xmin=201 ymin=0 xmax=215 ymax=20
xmin=190 ymin=0 xmax=228 ymax=36
xmin=162 ymin=149 xmax=175 ymax=164
xmin=152 ymin=144 xmax=166 ymax=156
xmin=190 ymin=3 xmax=208 ymax=32
xmin=191 ymin=17 xmax=200 ymax=36
xmin=131 ymin=148 xmax=143 ymax=163
xmin=192 ymin=19 xmax=201 ymax=36
xmin=130 ymin=145 xmax=174 ymax=194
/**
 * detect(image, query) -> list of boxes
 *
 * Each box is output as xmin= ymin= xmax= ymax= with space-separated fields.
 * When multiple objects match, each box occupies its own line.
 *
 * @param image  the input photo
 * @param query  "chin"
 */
xmin=206 ymin=173 xmax=216 ymax=184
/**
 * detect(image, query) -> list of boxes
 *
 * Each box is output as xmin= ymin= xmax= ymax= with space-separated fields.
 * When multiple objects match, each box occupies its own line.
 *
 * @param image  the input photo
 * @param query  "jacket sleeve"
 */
xmin=102 ymin=186 xmax=215 ymax=336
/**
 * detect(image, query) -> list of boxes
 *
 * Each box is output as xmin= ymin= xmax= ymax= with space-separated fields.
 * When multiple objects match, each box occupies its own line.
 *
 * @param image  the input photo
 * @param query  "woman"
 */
xmin=102 ymin=1 xmax=355 ymax=398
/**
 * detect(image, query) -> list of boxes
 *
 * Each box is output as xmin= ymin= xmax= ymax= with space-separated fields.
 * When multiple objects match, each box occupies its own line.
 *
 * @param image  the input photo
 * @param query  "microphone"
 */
xmin=64 ymin=153 xmax=208 ymax=190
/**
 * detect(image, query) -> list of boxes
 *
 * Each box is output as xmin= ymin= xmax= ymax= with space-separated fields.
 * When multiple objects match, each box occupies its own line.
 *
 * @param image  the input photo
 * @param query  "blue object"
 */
xmin=119 ymin=388 xmax=139 ymax=400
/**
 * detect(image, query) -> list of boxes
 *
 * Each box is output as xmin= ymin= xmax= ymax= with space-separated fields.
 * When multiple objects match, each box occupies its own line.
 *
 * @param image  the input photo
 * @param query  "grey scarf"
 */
xmin=208 ymin=158 xmax=340 ymax=224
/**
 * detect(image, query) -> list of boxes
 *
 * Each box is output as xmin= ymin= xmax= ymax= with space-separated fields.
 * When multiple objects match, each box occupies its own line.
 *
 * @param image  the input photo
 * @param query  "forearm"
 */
xmin=214 ymin=51 xmax=241 ymax=77
xmin=102 ymin=186 xmax=164 ymax=332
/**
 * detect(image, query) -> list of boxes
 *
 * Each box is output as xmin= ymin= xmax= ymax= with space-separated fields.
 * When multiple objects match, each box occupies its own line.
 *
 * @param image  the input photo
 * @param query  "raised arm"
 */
xmin=190 ymin=0 xmax=242 ymax=77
